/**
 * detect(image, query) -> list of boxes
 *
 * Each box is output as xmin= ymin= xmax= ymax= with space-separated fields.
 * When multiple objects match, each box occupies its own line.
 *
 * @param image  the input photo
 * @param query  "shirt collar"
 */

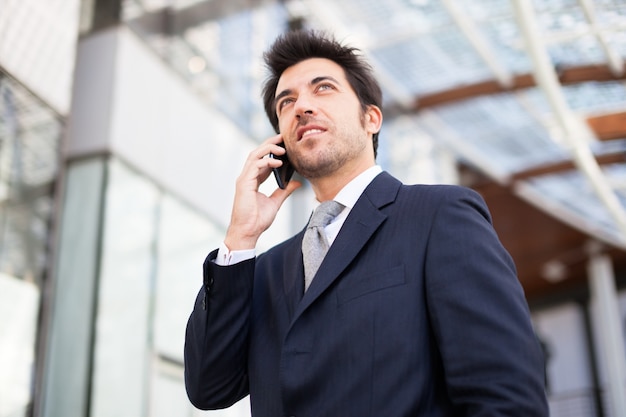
xmin=331 ymin=165 xmax=382 ymax=209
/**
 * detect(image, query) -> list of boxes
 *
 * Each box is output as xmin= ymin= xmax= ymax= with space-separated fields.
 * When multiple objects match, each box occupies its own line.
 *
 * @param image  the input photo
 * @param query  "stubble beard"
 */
xmin=294 ymin=146 xmax=344 ymax=179
xmin=292 ymin=133 xmax=367 ymax=179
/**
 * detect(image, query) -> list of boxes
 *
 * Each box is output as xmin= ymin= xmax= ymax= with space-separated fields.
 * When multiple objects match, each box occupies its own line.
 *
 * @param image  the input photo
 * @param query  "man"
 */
xmin=184 ymin=30 xmax=549 ymax=416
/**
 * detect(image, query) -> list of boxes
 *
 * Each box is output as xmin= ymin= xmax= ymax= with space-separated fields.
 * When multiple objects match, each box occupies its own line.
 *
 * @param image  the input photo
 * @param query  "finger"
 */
xmin=241 ymin=147 xmax=282 ymax=177
xmin=239 ymin=137 xmax=288 ymax=187
xmin=262 ymin=133 xmax=283 ymax=146
xmin=261 ymin=134 xmax=286 ymax=156
xmin=284 ymin=179 xmax=302 ymax=195
xmin=244 ymin=145 xmax=284 ymax=169
xmin=269 ymin=180 xmax=302 ymax=204
xmin=244 ymin=136 xmax=280 ymax=160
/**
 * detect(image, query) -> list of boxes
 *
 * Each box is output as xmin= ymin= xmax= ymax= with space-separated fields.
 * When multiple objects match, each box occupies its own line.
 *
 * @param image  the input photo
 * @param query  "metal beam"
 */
xmin=579 ymin=0 xmax=625 ymax=77
xmin=513 ymin=0 xmax=626 ymax=245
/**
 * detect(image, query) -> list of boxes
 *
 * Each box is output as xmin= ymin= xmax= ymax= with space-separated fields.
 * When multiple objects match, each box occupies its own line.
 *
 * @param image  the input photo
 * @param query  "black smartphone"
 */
xmin=269 ymin=142 xmax=295 ymax=189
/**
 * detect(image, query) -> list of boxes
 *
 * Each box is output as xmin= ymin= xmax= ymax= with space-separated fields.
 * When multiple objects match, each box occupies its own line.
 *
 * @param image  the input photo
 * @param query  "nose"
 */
xmin=294 ymin=94 xmax=315 ymax=119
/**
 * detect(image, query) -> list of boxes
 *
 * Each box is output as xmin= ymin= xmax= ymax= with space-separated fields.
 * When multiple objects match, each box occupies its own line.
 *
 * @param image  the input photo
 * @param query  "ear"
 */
xmin=365 ymin=105 xmax=383 ymax=135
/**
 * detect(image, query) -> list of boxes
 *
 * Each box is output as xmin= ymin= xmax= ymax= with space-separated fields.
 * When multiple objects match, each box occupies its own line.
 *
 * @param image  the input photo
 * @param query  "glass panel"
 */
xmin=0 ymin=273 xmax=39 ymax=417
xmin=91 ymin=159 xmax=160 ymax=417
xmin=521 ymin=163 xmax=626 ymax=247
xmin=371 ymin=32 xmax=492 ymax=96
xmin=42 ymin=157 xmax=106 ymax=417
xmin=563 ymin=81 xmax=626 ymax=114
xmin=532 ymin=303 xmax=595 ymax=414
xmin=0 ymin=73 xmax=61 ymax=417
xmin=151 ymin=359 xmax=193 ymax=417
xmin=419 ymin=91 xmax=570 ymax=177
xmin=154 ymin=195 xmax=222 ymax=360
xmin=548 ymin=35 xmax=606 ymax=67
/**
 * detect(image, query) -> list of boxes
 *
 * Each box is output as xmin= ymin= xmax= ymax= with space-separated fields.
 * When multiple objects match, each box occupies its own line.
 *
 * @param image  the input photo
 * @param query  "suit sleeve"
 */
xmin=184 ymin=249 xmax=254 ymax=410
xmin=424 ymin=187 xmax=549 ymax=416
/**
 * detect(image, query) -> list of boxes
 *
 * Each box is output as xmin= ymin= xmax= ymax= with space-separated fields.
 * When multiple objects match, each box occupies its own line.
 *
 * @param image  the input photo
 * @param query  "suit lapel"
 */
xmin=282 ymin=231 xmax=306 ymax=319
xmin=291 ymin=172 xmax=401 ymax=322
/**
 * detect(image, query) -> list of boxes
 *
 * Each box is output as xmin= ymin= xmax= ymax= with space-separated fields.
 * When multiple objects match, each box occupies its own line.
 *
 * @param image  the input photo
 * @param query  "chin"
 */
xmin=299 ymin=161 xmax=342 ymax=180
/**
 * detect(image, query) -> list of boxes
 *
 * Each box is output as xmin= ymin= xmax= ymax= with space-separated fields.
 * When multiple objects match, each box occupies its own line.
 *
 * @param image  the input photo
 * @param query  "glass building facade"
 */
xmin=0 ymin=72 xmax=63 ymax=417
xmin=1 ymin=0 xmax=80 ymax=414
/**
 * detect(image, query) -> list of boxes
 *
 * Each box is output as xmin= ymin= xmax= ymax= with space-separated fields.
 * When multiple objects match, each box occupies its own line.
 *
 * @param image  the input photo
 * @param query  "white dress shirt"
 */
xmin=216 ymin=165 xmax=382 ymax=266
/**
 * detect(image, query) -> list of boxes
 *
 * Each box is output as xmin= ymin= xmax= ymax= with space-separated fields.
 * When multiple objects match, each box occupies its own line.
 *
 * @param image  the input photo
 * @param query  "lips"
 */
xmin=297 ymin=125 xmax=326 ymax=141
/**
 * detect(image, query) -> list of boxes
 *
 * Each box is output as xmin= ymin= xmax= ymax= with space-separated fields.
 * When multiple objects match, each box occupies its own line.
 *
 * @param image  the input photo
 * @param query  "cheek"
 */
xmin=277 ymin=115 xmax=292 ymax=135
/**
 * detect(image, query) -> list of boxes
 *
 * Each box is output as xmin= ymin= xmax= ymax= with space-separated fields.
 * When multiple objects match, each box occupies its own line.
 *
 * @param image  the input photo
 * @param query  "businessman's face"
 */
xmin=274 ymin=58 xmax=381 ymax=180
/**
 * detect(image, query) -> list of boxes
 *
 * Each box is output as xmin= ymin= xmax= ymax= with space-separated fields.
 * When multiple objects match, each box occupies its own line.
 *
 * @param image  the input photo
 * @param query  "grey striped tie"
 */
xmin=302 ymin=200 xmax=344 ymax=291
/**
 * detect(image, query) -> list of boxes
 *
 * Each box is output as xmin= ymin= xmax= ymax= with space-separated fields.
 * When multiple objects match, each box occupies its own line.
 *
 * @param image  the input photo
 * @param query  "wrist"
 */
xmin=224 ymin=230 xmax=258 ymax=251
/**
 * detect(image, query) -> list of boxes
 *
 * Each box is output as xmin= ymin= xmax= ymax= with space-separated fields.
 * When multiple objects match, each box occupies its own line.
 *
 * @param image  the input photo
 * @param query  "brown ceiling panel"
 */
xmin=511 ymin=152 xmax=626 ymax=181
xmin=587 ymin=111 xmax=626 ymax=141
xmin=396 ymin=62 xmax=626 ymax=113
xmin=467 ymin=171 xmax=626 ymax=303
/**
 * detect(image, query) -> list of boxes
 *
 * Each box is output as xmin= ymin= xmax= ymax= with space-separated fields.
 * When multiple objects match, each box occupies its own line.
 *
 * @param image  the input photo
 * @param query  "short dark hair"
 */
xmin=262 ymin=30 xmax=383 ymax=156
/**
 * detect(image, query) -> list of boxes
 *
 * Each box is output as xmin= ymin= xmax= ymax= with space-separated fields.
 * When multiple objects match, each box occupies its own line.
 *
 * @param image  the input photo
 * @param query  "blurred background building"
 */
xmin=1 ymin=0 xmax=626 ymax=416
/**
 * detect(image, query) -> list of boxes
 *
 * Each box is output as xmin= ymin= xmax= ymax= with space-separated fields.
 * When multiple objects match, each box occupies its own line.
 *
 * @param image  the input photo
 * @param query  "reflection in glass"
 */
xmin=0 ymin=73 xmax=61 ymax=417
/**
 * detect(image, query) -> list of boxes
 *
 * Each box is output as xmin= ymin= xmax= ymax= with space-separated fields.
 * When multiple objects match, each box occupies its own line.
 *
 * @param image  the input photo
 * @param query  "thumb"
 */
xmin=271 ymin=180 xmax=303 ymax=206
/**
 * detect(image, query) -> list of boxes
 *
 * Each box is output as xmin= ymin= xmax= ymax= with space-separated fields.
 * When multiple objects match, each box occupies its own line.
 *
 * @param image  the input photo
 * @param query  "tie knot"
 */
xmin=308 ymin=200 xmax=344 ymax=228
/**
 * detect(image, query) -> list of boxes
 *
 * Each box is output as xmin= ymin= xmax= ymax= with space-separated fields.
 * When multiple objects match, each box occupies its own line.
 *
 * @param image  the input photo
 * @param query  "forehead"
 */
xmin=275 ymin=58 xmax=348 ymax=95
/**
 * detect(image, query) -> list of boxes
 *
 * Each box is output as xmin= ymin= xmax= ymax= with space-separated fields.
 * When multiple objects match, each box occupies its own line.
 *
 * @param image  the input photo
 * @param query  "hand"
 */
xmin=224 ymin=134 xmax=302 ymax=250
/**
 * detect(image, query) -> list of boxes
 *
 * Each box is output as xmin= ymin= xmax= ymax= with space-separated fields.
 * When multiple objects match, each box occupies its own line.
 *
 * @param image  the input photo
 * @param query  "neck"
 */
xmin=310 ymin=161 xmax=375 ymax=202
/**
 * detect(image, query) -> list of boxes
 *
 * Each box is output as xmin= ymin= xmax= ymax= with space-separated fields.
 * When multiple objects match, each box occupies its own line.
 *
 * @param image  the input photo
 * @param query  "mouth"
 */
xmin=297 ymin=125 xmax=326 ymax=141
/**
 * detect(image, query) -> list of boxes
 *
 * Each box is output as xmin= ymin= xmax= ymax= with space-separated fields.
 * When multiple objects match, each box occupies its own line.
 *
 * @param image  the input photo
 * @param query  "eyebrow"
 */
xmin=274 ymin=75 xmax=341 ymax=107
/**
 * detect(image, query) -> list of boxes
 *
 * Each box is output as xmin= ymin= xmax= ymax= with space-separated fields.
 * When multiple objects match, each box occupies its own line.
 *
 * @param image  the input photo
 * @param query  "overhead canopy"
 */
xmin=124 ymin=0 xmax=626 ymax=300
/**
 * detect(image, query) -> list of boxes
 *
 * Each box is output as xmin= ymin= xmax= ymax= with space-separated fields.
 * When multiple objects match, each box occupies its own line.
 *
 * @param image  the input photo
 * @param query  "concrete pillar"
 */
xmin=588 ymin=252 xmax=626 ymax=416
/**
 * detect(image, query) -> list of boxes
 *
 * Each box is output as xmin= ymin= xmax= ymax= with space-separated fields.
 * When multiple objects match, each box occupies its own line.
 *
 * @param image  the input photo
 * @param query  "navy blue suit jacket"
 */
xmin=185 ymin=172 xmax=549 ymax=416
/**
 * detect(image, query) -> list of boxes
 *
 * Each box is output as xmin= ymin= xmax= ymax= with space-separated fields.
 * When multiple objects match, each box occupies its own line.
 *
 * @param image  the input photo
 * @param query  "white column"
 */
xmin=588 ymin=252 xmax=626 ymax=416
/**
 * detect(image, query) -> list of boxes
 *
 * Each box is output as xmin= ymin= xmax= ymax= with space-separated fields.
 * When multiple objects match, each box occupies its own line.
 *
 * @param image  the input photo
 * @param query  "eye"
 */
xmin=316 ymin=83 xmax=334 ymax=92
xmin=277 ymin=97 xmax=294 ymax=112
xmin=276 ymin=98 xmax=293 ymax=114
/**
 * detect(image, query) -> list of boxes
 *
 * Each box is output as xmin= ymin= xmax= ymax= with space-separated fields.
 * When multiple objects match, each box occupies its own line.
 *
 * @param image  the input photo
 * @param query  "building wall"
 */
xmin=0 ymin=0 xmax=81 ymax=416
